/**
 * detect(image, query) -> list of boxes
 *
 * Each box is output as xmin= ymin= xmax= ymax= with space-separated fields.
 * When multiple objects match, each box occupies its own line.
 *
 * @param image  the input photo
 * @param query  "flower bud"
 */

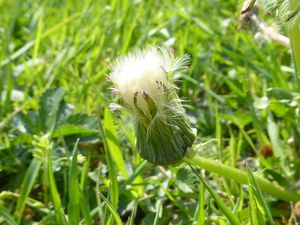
xmin=109 ymin=47 xmax=195 ymax=165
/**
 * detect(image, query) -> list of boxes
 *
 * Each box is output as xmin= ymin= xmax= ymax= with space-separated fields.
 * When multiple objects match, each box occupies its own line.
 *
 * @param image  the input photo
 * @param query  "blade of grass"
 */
xmin=80 ymin=148 xmax=91 ymax=190
xmin=36 ymin=211 xmax=56 ymax=225
xmin=247 ymin=166 xmax=275 ymax=225
xmin=97 ymin=110 xmax=119 ymax=225
xmin=153 ymin=199 xmax=163 ymax=225
xmin=195 ymin=176 xmax=205 ymax=225
xmin=267 ymin=112 xmax=285 ymax=162
xmin=95 ymin=164 xmax=104 ymax=222
xmin=163 ymin=188 xmax=192 ymax=217
xmin=48 ymin=147 xmax=67 ymax=225
xmin=189 ymin=165 xmax=242 ymax=225
xmin=68 ymin=138 xmax=80 ymax=225
xmin=79 ymin=190 xmax=93 ymax=225
xmin=32 ymin=7 xmax=43 ymax=63
xmin=0 ymin=206 xmax=17 ymax=225
xmin=31 ymin=7 xmax=44 ymax=90
xmin=232 ymin=186 xmax=244 ymax=215
xmin=97 ymin=191 xmax=123 ymax=225
xmin=1 ymin=12 xmax=83 ymax=67
xmin=14 ymin=158 xmax=41 ymax=224
xmin=121 ymin=1 xmax=143 ymax=54
xmin=248 ymin=172 xmax=260 ymax=225
xmin=125 ymin=206 xmax=137 ymax=225
xmin=2 ymin=0 xmax=22 ymax=115
xmin=119 ymin=160 xmax=147 ymax=194
xmin=104 ymin=107 xmax=128 ymax=178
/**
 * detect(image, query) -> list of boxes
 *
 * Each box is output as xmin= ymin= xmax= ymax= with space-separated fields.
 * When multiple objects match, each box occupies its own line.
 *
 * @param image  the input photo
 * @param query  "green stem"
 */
xmin=184 ymin=155 xmax=300 ymax=202
xmin=289 ymin=6 xmax=300 ymax=76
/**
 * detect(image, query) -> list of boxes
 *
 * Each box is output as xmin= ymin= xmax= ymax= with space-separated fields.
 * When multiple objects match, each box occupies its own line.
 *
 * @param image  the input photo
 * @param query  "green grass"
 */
xmin=1 ymin=0 xmax=300 ymax=224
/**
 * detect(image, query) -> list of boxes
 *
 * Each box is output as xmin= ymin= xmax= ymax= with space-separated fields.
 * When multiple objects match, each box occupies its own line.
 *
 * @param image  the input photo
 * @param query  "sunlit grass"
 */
xmin=0 ymin=0 xmax=299 ymax=224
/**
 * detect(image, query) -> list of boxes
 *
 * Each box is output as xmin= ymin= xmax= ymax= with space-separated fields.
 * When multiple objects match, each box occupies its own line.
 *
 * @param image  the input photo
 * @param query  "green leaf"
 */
xmin=269 ymin=100 xmax=292 ymax=117
xmin=54 ymin=113 xmax=98 ymax=137
xmin=39 ymin=88 xmax=65 ymax=134
xmin=267 ymin=112 xmax=285 ymax=161
xmin=221 ymin=111 xmax=252 ymax=128
xmin=65 ymin=114 xmax=98 ymax=130
xmin=176 ymin=168 xmax=194 ymax=193
xmin=56 ymin=102 xmax=74 ymax=125
xmin=267 ymin=88 xmax=293 ymax=100
xmin=53 ymin=124 xmax=97 ymax=137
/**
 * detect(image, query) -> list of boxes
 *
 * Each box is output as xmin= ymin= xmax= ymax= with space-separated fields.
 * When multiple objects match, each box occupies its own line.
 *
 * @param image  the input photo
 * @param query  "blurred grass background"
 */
xmin=1 ymin=0 xmax=300 ymax=224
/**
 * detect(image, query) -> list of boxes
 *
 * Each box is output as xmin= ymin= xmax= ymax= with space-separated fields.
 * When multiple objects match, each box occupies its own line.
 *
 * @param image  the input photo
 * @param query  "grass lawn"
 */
xmin=0 ymin=0 xmax=300 ymax=224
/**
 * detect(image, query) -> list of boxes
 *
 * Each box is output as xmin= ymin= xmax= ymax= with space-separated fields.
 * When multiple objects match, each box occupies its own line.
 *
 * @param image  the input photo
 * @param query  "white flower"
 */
xmin=109 ymin=46 xmax=195 ymax=165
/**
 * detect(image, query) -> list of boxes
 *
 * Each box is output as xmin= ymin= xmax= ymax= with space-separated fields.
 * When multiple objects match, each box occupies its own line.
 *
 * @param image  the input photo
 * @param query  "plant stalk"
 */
xmin=289 ymin=2 xmax=300 ymax=76
xmin=184 ymin=155 xmax=300 ymax=202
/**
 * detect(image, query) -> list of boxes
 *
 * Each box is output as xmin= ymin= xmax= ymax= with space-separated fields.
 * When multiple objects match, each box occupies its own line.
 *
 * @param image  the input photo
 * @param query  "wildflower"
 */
xmin=109 ymin=47 xmax=195 ymax=165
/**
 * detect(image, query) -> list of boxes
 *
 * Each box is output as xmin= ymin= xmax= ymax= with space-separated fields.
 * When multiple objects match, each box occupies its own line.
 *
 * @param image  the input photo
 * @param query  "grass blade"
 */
xmin=68 ymin=139 xmax=80 ymax=225
xmin=79 ymin=190 xmax=93 ymax=225
xmin=153 ymin=199 xmax=163 ymax=225
xmin=1 ymin=12 xmax=83 ymax=67
xmin=97 ymin=191 xmax=123 ymax=225
xmin=189 ymin=165 xmax=242 ymax=225
xmin=0 ymin=206 xmax=17 ymax=225
xmin=121 ymin=1 xmax=143 ymax=54
xmin=247 ymin=166 xmax=275 ymax=225
xmin=48 ymin=148 xmax=67 ymax=225
xmin=14 ymin=158 xmax=41 ymax=224
xmin=248 ymin=172 xmax=260 ymax=225
xmin=104 ymin=107 xmax=128 ymax=178
xmin=125 ymin=206 xmax=137 ymax=225
xmin=119 ymin=160 xmax=147 ymax=194
xmin=36 ymin=211 xmax=56 ymax=225
xmin=195 ymin=178 xmax=205 ymax=225
xmin=97 ymin=110 xmax=119 ymax=225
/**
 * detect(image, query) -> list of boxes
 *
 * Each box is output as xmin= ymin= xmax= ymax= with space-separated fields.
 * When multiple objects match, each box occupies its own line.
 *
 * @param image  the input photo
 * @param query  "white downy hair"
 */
xmin=109 ymin=46 xmax=190 ymax=118
xmin=109 ymin=46 xmax=195 ymax=165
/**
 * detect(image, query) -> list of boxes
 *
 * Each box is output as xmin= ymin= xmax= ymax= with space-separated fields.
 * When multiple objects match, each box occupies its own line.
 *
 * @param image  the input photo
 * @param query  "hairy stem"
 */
xmin=184 ymin=155 xmax=300 ymax=202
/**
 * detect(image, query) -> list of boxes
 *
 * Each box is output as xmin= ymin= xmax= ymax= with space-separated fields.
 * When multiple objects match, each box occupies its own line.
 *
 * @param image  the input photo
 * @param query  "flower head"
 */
xmin=109 ymin=47 xmax=195 ymax=165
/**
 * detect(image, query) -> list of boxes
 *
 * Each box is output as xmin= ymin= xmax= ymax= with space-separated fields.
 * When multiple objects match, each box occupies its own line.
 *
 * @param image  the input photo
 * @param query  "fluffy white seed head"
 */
xmin=109 ymin=47 xmax=189 ymax=117
xmin=109 ymin=46 xmax=195 ymax=165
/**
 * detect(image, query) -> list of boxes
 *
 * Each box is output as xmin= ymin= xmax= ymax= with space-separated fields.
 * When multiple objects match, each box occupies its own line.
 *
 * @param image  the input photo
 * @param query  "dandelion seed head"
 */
xmin=109 ymin=46 xmax=195 ymax=165
xmin=109 ymin=47 xmax=189 ymax=116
